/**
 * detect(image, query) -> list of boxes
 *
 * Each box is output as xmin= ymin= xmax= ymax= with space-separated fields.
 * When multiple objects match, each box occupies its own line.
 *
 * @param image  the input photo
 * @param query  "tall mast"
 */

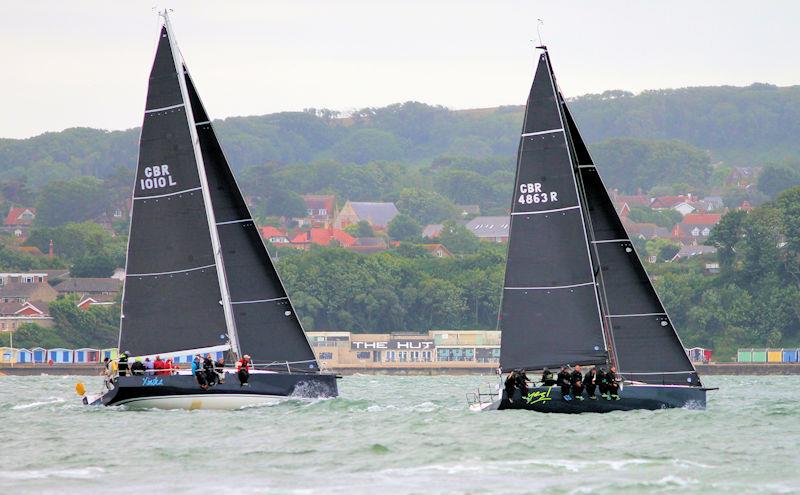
xmin=162 ymin=11 xmax=241 ymax=358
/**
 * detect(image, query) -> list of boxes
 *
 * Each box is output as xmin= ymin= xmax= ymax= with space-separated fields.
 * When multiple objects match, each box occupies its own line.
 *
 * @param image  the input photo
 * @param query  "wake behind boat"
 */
xmin=468 ymin=46 xmax=713 ymax=413
xmin=79 ymin=12 xmax=337 ymax=409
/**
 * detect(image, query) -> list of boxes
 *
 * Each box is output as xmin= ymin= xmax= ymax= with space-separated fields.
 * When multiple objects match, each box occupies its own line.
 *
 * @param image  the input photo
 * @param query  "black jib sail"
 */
xmin=498 ymin=50 xmax=608 ymax=371
xmin=120 ymin=18 xmax=318 ymax=371
xmin=184 ymin=69 xmax=319 ymax=371
xmin=566 ymin=105 xmax=701 ymax=386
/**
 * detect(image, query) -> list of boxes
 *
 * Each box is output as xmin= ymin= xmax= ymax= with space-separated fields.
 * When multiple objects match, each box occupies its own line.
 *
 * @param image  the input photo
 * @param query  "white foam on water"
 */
xmin=0 ymin=466 xmax=104 ymax=480
xmin=12 ymin=398 xmax=65 ymax=410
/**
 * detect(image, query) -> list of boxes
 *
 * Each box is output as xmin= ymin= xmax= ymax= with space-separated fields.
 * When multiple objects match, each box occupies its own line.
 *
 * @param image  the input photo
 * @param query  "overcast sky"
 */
xmin=2 ymin=0 xmax=797 ymax=139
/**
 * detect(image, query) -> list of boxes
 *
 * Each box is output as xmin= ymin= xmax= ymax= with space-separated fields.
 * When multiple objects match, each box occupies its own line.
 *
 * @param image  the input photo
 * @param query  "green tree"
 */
xmin=344 ymin=220 xmax=375 ymax=238
xmin=437 ymin=220 xmax=480 ymax=254
xmin=71 ymin=253 xmax=117 ymax=277
xmin=757 ymin=164 xmax=800 ymax=198
xmin=34 ymin=177 xmax=111 ymax=227
xmin=387 ymin=214 xmax=421 ymax=241
xmin=395 ymin=188 xmax=457 ymax=224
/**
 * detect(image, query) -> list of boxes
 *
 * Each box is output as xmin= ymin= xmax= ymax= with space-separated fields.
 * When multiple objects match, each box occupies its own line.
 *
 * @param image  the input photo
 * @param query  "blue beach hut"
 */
xmin=16 ymin=348 xmax=32 ymax=363
xmin=48 ymin=348 xmax=74 ymax=364
xmin=32 ymin=347 xmax=47 ymax=363
xmin=782 ymin=349 xmax=798 ymax=363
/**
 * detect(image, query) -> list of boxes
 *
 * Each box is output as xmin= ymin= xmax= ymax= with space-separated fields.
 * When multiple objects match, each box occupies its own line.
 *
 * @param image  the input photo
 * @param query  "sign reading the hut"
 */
xmin=518 ymin=182 xmax=558 ymax=205
xmin=140 ymin=164 xmax=177 ymax=192
xmin=351 ymin=340 xmax=434 ymax=350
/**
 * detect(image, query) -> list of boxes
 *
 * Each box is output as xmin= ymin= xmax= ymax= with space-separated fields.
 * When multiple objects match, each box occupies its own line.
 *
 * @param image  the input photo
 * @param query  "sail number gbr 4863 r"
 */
xmin=518 ymin=182 xmax=557 ymax=205
xmin=140 ymin=164 xmax=177 ymax=191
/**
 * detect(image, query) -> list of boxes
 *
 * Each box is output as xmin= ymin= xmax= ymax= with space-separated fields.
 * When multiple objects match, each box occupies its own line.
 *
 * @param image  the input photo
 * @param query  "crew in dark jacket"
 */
xmin=606 ymin=366 xmax=620 ymax=399
xmin=584 ymin=368 xmax=598 ymax=399
xmin=130 ymin=357 xmax=146 ymax=376
xmin=540 ymin=368 xmax=556 ymax=386
xmin=556 ymin=366 xmax=572 ymax=400
xmin=118 ymin=352 xmax=129 ymax=377
xmin=203 ymin=354 xmax=216 ymax=386
xmin=504 ymin=371 xmax=518 ymax=402
xmin=570 ymin=364 xmax=584 ymax=400
xmin=515 ymin=370 xmax=530 ymax=397
xmin=597 ymin=368 xmax=608 ymax=396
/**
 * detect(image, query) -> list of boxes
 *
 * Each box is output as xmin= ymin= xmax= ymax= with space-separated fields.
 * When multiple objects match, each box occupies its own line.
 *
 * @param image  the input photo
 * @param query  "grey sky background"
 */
xmin=1 ymin=0 xmax=797 ymax=139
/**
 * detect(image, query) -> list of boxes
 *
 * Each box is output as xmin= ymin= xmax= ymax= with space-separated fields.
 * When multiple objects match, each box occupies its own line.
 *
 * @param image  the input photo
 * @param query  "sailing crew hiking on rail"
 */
xmin=504 ymin=365 xmax=620 ymax=402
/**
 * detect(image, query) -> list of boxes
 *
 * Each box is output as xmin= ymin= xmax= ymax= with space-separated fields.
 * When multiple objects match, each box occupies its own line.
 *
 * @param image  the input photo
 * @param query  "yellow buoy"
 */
xmin=75 ymin=382 xmax=86 ymax=396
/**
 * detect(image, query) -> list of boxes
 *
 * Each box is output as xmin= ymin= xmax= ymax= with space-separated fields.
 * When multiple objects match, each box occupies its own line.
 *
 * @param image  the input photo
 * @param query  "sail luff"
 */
xmin=162 ymin=13 xmax=241 ymax=357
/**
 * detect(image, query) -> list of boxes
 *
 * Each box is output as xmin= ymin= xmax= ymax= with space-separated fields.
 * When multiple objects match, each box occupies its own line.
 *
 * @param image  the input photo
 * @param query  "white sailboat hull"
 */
xmin=112 ymin=393 xmax=287 ymax=410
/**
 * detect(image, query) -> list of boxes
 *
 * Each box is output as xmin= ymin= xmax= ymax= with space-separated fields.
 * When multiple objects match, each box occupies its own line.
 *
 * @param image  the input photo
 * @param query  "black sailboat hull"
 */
xmin=90 ymin=373 xmax=338 ymax=409
xmin=490 ymin=384 xmax=707 ymax=413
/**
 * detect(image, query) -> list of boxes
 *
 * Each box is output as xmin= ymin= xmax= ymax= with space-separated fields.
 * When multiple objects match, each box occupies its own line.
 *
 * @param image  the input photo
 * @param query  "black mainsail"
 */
xmin=119 ymin=16 xmax=318 ymax=371
xmin=499 ymin=51 xmax=607 ymax=371
xmin=499 ymin=48 xmax=700 ymax=387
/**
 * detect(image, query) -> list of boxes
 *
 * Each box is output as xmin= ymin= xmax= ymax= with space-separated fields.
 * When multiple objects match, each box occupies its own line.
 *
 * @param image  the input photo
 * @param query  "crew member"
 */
xmin=153 ymin=355 xmax=167 ymax=376
xmin=556 ymin=365 xmax=572 ymax=400
xmin=570 ymin=364 xmax=584 ymax=400
xmin=584 ymin=367 xmax=598 ymax=399
xmin=597 ymin=368 xmax=608 ymax=397
xmin=236 ymin=354 xmax=252 ymax=386
xmin=130 ymin=357 xmax=146 ymax=376
xmin=515 ymin=369 xmax=530 ymax=397
xmin=118 ymin=351 xmax=129 ymax=377
xmin=192 ymin=355 xmax=208 ymax=389
xmin=606 ymin=366 xmax=620 ymax=400
xmin=540 ymin=368 xmax=556 ymax=386
xmin=504 ymin=371 xmax=518 ymax=402
xmin=203 ymin=353 xmax=216 ymax=386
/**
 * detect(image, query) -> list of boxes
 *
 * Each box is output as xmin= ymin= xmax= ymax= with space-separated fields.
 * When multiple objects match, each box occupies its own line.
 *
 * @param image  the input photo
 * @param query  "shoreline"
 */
xmin=3 ymin=363 xmax=800 ymax=376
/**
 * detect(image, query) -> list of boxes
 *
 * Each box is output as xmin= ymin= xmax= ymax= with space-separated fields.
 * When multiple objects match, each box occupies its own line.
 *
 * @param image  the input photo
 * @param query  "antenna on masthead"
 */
xmin=535 ymin=18 xmax=546 ymax=50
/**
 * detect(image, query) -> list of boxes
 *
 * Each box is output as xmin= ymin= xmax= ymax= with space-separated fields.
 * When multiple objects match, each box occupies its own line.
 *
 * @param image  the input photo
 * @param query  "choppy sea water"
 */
xmin=0 ymin=374 xmax=798 ymax=494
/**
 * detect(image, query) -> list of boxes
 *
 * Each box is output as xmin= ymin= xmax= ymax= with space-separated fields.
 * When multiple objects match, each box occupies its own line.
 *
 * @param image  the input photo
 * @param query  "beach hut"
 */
xmin=767 ymin=349 xmax=783 ymax=363
xmin=782 ymin=349 xmax=798 ymax=363
xmin=751 ymin=349 xmax=768 ymax=363
xmin=48 ymin=348 xmax=74 ymax=364
xmin=32 ymin=347 xmax=47 ymax=363
xmin=74 ymin=348 xmax=100 ymax=363
xmin=0 ymin=347 xmax=14 ymax=363
xmin=737 ymin=349 xmax=752 ymax=363
xmin=100 ymin=348 xmax=118 ymax=361
xmin=16 ymin=348 xmax=32 ymax=363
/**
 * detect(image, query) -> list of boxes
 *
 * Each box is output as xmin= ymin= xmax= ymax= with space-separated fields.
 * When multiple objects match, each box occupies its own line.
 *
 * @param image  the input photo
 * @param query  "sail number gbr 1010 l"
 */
xmin=518 ymin=182 xmax=557 ymax=205
xmin=140 ymin=165 xmax=177 ymax=191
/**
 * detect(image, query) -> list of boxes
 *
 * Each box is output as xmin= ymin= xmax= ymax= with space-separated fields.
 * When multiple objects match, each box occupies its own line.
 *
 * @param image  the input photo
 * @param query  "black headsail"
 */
xmin=499 ymin=49 xmax=607 ymax=371
xmin=119 ymin=24 xmax=229 ymax=356
xmin=183 ymin=69 xmax=319 ymax=371
xmin=565 ymin=104 xmax=702 ymax=386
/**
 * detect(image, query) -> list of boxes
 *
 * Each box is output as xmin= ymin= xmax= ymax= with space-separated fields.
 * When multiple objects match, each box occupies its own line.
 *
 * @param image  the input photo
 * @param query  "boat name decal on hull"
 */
xmin=524 ymin=386 xmax=553 ymax=405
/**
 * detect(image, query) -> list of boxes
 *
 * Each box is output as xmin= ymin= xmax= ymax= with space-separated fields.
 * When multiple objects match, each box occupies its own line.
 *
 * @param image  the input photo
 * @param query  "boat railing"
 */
xmin=466 ymin=383 xmax=500 ymax=408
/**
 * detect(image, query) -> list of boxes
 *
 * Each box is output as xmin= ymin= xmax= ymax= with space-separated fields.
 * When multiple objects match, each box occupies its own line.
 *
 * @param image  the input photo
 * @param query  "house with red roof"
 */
xmin=260 ymin=226 xmax=290 ymax=244
xmin=672 ymin=213 xmax=722 ymax=244
xmin=0 ymin=300 xmax=53 ymax=331
xmin=3 ymin=207 xmax=36 ymax=238
xmin=295 ymin=195 xmax=337 ymax=228
xmin=421 ymin=244 xmax=453 ymax=258
xmin=289 ymin=227 xmax=356 ymax=250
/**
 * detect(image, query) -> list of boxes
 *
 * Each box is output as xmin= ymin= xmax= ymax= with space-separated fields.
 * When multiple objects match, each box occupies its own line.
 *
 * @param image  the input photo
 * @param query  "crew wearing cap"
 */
xmin=236 ymin=354 xmax=252 ymax=386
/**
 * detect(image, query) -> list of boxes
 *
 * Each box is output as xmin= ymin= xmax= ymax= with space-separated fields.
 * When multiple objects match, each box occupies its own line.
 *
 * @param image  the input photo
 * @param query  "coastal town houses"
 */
xmin=260 ymin=226 xmax=291 ymax=245
xmin=54 ymin=278 xmax=121 ymax=299
xmin=0 ymin=272 xmax=58 ymax=303
xmin=465 ymin=216 xmax=510 ymax=243
xmin=295 ymin=195 xmax=337 ymax=228
xmin=671 ymin=245 xmax=718 ymax=261
xmin=76 ymin=294 xmax=117 ymax=310
xmin=672 ymin=213 xmax=722 ymax=244
xmin=289 ymin=227 xmax=356 ymax=250
xmin=334 ymin=201 xmax=399 ymax=231
xmin=621 ymin=219 xmax=672 ymax=241
xmin=0 ymin=300 xmax=53 ymax=332
xmin=3 ymin=207 xmax=36 ymax=239
xmin=421 ymin=244 xmax=453 ymax=258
